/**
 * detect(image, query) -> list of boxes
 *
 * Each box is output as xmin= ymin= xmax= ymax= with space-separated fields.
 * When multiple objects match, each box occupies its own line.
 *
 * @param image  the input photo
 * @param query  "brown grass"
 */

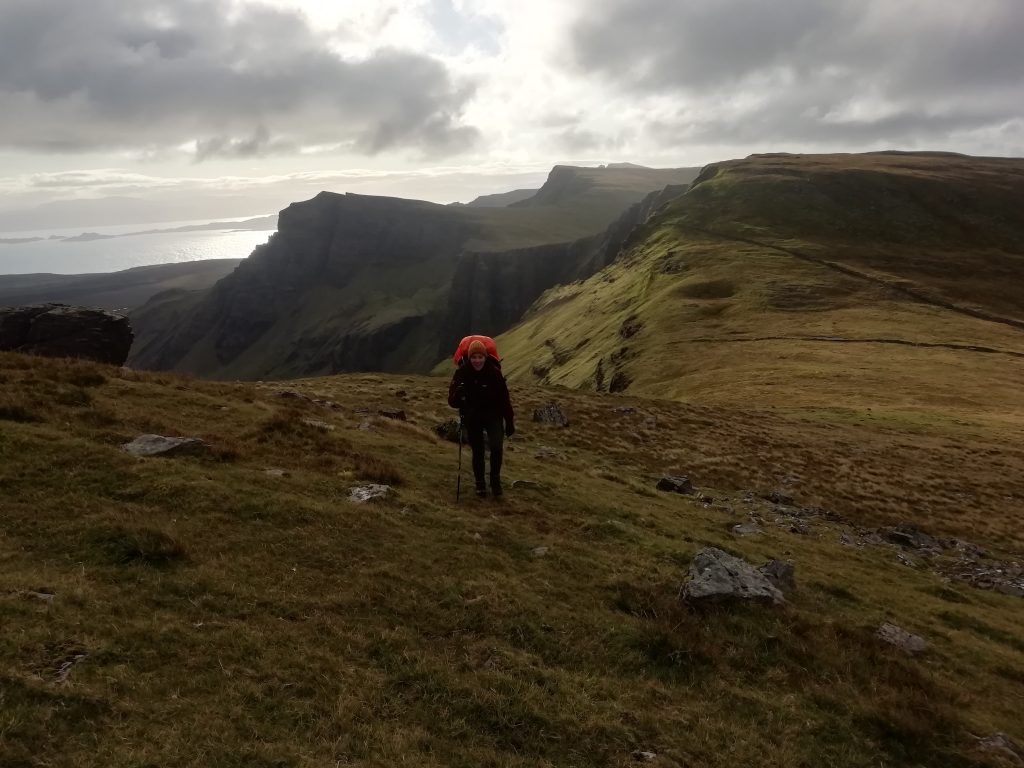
xmin=0 ymin=351 xmax=1021 ymax=767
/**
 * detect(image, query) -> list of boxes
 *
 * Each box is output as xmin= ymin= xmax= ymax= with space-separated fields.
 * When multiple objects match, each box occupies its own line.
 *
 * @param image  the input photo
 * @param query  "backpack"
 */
xmin=453 ymin=335 xmax=501 ymax=367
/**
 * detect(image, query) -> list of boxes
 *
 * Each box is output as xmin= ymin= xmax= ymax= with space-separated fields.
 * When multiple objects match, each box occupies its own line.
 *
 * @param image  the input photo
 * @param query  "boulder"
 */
xmin=122 ymin=435 xmax=208 ymax=458
xmin=0 ymin=304 xmax=133 ymax=365
xmin=656 ymin=475 xmax=693 ymax=494
xmin=348 ymin=484 xmax=393 ymax=503
xmin=760 ymin=559 xmax=796 ymax=594
xmin=681 ymin=547 xmax=785 ymax=606
xmin=378 ymin=409 xmax=407 ymax=421
xmin=976 ymin=733 xmax=1022 ymax=764
xmin=533 ymin=402 xmax=569 ymax=427
xmin=875 ymin=623 xmax=928 ymax=655
xmin=731 ymin=522 xmax=763 ymax=537
xmin=434 ymin=419 xmax=463 ymax=443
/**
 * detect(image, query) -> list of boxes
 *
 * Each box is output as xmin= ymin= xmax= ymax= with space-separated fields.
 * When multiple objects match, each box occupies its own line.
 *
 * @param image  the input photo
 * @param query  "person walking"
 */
xmin=448 ymin=339 xmax=515 ymax=497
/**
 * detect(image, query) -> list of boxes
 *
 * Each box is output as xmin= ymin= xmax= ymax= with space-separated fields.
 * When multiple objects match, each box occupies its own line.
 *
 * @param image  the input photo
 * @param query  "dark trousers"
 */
xmin=465 ymin=415 xmax=503 ymax=487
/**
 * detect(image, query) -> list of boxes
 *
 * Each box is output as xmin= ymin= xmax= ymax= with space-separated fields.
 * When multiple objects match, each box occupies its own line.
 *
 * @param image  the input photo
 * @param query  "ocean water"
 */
xmin=0 ymin=220 xmax=272 ymax=275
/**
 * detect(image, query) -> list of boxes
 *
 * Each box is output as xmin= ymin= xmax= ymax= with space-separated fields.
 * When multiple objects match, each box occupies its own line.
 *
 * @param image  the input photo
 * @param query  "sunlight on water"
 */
xmin=0 ymin=229 xmax=271 ymax=275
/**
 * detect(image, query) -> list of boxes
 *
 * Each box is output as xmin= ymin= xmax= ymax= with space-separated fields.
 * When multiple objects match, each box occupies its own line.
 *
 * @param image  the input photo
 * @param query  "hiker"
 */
xmin=448 ymin=339 xmax=515 ymax=497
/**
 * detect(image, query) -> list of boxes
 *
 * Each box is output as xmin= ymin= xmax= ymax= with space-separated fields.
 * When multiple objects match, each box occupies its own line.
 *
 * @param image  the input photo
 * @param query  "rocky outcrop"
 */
xmin=0 ymin=304 xmax=133 ymax=365
xmin=122 ymin=435 xmax=208 ymax=457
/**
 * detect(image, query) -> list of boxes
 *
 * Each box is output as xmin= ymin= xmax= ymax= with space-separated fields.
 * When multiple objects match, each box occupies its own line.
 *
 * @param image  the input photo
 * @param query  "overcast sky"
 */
xmin=1 ymin=0 xmax=1021 ymax=230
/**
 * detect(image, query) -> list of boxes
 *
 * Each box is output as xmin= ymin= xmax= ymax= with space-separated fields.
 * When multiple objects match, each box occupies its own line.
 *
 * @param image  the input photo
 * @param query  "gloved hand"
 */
xmin=505 ymin=420 xmax=515 ymax=438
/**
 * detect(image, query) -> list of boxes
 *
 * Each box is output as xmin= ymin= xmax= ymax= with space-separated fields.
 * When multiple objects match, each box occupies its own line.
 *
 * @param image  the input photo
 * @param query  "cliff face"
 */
xmin=129 ymin=165 xmax=700 ymax=379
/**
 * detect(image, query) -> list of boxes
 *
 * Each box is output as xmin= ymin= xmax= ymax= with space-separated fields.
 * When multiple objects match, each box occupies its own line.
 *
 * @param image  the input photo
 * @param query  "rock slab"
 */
xmin=349 ymin=484 xmax=393 ymax=503
xmin=122 ymin=435 xmax=208 ymax=458
xmin=681 ymin=547 xmax=785 ymax=606
xmin=656 ymin=475 xmax=693 ymax=494
xmin=875 ymin=623 xmax=928 ymax=655
xmin=0 ymin=304 xmax=133 ymax=365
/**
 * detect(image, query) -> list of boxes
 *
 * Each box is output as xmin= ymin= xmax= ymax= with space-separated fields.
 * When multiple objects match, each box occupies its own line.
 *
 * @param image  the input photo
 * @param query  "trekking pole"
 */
xmin=456 ymin=414 xmax=464 ymax=503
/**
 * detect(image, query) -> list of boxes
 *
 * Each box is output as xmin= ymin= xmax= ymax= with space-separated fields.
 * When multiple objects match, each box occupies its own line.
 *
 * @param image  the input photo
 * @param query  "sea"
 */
xmin=0 ymin=216 xmax=273 ymax=275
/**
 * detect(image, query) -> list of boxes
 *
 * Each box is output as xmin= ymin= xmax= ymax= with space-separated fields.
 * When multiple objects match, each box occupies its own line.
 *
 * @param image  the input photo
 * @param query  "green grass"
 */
xmin=1 ymin=352 xmax=1022 ymax=767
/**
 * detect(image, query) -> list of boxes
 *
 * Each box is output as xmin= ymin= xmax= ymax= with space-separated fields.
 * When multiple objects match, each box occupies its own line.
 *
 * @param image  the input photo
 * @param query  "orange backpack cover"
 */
xmin=453 ymin=335 xmax=500 ymax=366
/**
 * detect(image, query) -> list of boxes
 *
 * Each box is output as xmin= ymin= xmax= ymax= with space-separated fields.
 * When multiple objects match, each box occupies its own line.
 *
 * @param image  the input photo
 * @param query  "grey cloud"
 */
xmin=572 ymin=0 xmax=1024 ymax=150
xmin=0 ymin=0 xmax=480 ymax=158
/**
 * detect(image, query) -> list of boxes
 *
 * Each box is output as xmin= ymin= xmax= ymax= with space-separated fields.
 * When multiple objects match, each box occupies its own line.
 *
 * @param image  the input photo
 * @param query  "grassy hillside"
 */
xmin=498 ymin=152 xmax=1024 ymax=421
xmin=2 ymin=351 xmax=1022 ymax=767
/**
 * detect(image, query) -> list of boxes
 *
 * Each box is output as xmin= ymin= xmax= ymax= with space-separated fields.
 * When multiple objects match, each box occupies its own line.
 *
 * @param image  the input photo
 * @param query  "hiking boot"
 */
xmin=491 ymin=477 xmax=503 ymax=497
xmin=475 ymin=482 xmax=488 ymax=498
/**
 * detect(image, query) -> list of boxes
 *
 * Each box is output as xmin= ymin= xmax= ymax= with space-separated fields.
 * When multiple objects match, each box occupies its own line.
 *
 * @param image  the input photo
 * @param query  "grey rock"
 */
xmin=532 ymin=402 xmax=569 ymax=427
xmin=760 ymin=560 xmax=796 ymax=594
xmin=264 ymin=469 xmax=289 ymax=478
xmin=976 ymin=733 xmax=1022 ymax=763
xmin=378 ymin=409 xmax=407 ymax=421
xmin=875 ymin=623 xmax=928 ymax=655
xmin=632 ymin=751 xmax=657 ymax=762
xmin=302 ymin=419 xmax=334 ymax=431
xmin=122 ymin=434 xmax=208 ymax=458
xmin=731 ymin=523 xmax=763 ymax=537
xmin=532 ymin=546 xmax=550 ymax=557
xmin=657 ymin=475 xmax=694 ymax=494
xmin=681 ymin=547 xmax=785 ymax=606
xmin=883 ymin=524 xmax=941 ymax=553
xmin=26 ymin=591 xmax=55 ymax=602
xmin=0 ymin=304 xmax=132 ymax=365
xmin=348 ymin=484 xmax=393 ymax=503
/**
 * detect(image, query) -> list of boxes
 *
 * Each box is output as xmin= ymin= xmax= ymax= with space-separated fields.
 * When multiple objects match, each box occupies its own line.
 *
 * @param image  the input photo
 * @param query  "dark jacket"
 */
xmin=448 ymin=358 xmax=514 ymax=425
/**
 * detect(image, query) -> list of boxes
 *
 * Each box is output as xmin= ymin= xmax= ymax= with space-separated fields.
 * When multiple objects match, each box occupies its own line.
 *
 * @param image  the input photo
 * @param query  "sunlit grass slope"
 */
xmin=498 ymin=152 xmax=1024 ymax=424
xmin=2 ymin=351 xmax=1023 ymax=767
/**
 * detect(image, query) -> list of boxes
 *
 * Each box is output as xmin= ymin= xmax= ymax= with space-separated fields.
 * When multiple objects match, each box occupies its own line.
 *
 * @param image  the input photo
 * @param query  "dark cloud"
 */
xmin=572 ymin=0 xmax=1024 ymax=148
xmin=0 ymin=0 xmax=479 ymax=158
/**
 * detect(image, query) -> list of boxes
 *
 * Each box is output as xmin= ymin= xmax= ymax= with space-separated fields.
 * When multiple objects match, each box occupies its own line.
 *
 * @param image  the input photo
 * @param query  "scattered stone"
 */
xmin=697 ymin=492 xmax=715 ymax=505
xmin=942 ymin=558 xmax=1024 ymax=597
xmin=657 ymin=475 xmax=694 ymax=494
xmin=875 ymin=623 xmax=928 ymax=655
xmin=434 ymin=419 xmax=463 ymax=443
xmin=632 ymin=751 xmax=657 ymax=762
xmin=532 ymin=402 xmax=569 ymax=427
xmin=950 ymin=539 xmax=988 ymax=561
xmin=357 ymin=420 xmax=373 ymax=431
xmin=302 ymin=419 xmax=334 ymax=431
xmin=55 ymin=652 xmax=87 ymax=685
xmin=348 ymin=485 xmax=393 ymax=503
xmin=764 ymin=490 xmax=795 ymax=506
xmin=776 ymin=518 xmax=810 ymax=535
xmin=976 ymin=733 xmax=1023 ymax=763
xmin=378 ymin=409 xmax=407 ymax=421
xmin=264 ymin=469 xmax=289 ymax=478
xmin=614 ymin=406 xmax=637 ymax=415
xmin=122 ymin=434 xmax=208 ymax=458
xmin=276 ymin=389 xmax=305 ymax=400
xmin=760 ymin=560 xmax=797 ymax=594
xmin=0 ymin=304 xmax=133 ymax=365
xmin=839 ymin=532 xmax=857 ymax=547
xmin=511 ymin=480 xmax=542 ymax=490
xmin=681 ymin=547 xmax=785 ymax=606
xmin=731 ymin=522 xmax=763 ymax=537
xmin=26 ymin=591 xmax=55 ymax=602
xmin=534 ymin=447 xmax=560 ymax=459
xmin=896 ymin=552 xmax=918 ymax=568
xmin=394 ymin=390 xmax=408 ymax=398
xmin=532 ymin=546 xmax=550 ymax=558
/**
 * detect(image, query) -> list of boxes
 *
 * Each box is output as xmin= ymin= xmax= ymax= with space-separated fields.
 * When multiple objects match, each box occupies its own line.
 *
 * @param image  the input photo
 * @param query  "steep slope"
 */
xmin=129 ymin=165 xmax=699 ymax=379
xmin=2 ymin=351 xmax=1023 ymax=767
xmin=461 ymin=188 xmax=538 ymax=207
xmin=0 ymin=259 xmax=242 ymax=312
xmin=498 ymin=152 xmax=1024 ymax=420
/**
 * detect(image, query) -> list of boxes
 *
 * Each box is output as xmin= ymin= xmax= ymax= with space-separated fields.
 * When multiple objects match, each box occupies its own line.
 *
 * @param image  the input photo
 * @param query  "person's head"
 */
xmin=467 ymin=340 xmax=487 ymax=370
